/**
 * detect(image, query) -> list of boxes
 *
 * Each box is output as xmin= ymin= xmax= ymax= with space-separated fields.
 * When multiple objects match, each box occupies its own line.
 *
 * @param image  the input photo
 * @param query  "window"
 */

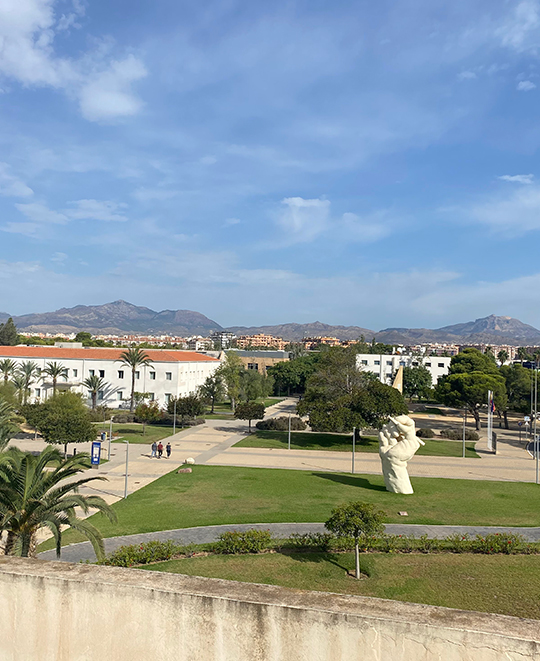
xmin=412 ymin=362 xmax=418 ymax=367
xmin=89 ymin=369 xmax=95 ymax=377
xmin=117 ymin=392 xmax=123 ymax=400
xmin=165 ymin=393 xmax=172 ymax=404
xmin=361 ymin=360 xmax=368 ymax=365
xmin=135 ymin=371 xmax=140 ymax=379
xmin=99 ymin=370 xmax=105 ymax=378
xmin=98 ymin=390 xmax=104 ymax=401
xmin=149 ymin=372 xmax=156 ymax=380
xmin=374 ymin=360 xmax=380 ymax=365
xmin=118 ymin=370 xmax=124 ymax=379
xmin=165 ymin=372 xmax=172 ymax=380
xmin=438 ymin=363 xmax=444 ymax=368
xmin=426 ymin=362 xmax=431 ymax=367
xmin=386 ymin=361 xmax=392 ymax=366
xmin=72 ymin=369 xmax=78 ymax=378
xmin=35 ymin=388 xmax=41 ymax=398
xmin=148 ymin=393 xmax=155 ymax=401
xmin=399 ymin=361 xmax=406 ymax=366
xmin=247 ymin=363 xmax=259 ymax=370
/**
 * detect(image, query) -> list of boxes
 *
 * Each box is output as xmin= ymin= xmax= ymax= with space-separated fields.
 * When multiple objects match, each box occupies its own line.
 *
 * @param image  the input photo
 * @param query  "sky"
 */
xmin=1 ymin=0 xmax=540 ymax=330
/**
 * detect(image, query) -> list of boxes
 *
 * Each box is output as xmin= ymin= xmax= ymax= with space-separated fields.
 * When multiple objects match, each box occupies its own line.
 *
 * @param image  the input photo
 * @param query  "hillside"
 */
xmin=227 ymin=321 xmax=376 ymax=342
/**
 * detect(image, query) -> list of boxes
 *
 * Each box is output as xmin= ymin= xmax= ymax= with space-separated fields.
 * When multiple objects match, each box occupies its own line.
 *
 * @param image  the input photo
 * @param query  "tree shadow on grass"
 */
xmin=278 ymin=549 xmax=350 ymax=573
xmin=313 ymin=472 xmax=387 ymax=492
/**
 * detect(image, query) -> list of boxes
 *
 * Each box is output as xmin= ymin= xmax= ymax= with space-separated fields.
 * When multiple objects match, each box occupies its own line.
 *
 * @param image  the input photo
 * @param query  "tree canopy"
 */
xmin=402 ymin=365 xmax=432 ymax=400
xmin=0 ymin=318 xmax=18 ymax=346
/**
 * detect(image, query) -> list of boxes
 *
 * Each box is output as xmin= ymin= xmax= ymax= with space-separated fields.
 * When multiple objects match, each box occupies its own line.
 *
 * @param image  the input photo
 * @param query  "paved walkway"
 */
xmin=38 ymin=521 xmax=540 ymax=563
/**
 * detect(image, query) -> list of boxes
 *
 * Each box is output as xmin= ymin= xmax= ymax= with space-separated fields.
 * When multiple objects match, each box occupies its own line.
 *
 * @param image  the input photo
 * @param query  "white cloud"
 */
xmin=457 ymin=71 xmax=477 ymax=80
xmin=517 ymin=80 xmax=537 ymax=91
xmin=132 ymin=188 xmax=177 ymax=202
xmin=340 ymin=211 xmax=392 ymax=243
xmin=199 ymin=155 xmax=217 ymax=165
xmin=0 ymin=0 xmax=146 ymax=122
xmin=223 ymin=218 xmax=241 ymax=227
xmin=0 ymin=163 xmax=33 ymax=197
xmin=276 ymin=197 xmax=331 ymax=242
xmin=497 ymin=0 xmax=540 ymax=51
xmin=15 ymin=201 xmax=68 ymax=224
xmin=51 ymin=251 xmax=67 ymax=262
xmin=64 ymin=199 xmax=128 ymax=222
xmin=498 ymin=174 xmax=534 ymax=184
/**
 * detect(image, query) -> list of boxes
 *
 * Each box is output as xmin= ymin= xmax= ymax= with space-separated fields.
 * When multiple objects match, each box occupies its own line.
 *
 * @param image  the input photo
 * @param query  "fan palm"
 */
xmin=0 ymin=397 xmax=17 ymax=451
xmin=0 ymin=445 xmax=116 ymax=559
xmin=16 ymin=361 xmax=41 ymax=404
xmin=119 ymin=348 xmax=153 ymax=412
xmin=11 ymin=373 xmax=28 ymax=406
xmin=0 ymin=359 xmax=17 ymax=384
xmin=83 ymin=374 xmax=105 ymax=410
xmin=42 ymin=361 xmax=68 ymax=395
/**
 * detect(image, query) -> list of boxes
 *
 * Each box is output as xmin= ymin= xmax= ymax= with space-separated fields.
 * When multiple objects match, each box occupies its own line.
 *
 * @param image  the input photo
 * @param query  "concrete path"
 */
xmin=38 ymin=521 xmax=540 ymax=563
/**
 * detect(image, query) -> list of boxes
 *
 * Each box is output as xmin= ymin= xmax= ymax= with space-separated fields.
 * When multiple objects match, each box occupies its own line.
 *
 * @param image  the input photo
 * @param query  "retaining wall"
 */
xmin=0 ymin=558 xmax=539 ymax=660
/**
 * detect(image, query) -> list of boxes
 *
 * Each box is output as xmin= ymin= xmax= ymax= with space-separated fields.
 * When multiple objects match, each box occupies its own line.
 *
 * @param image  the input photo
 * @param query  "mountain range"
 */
xmin=2 ymin=301 xmax=540 ymax=346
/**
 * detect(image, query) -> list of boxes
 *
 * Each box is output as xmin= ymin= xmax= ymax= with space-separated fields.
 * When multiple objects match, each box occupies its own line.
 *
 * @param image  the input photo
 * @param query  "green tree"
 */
xmin=16 ymin=361 xmax=41 ymax=405
xmin=42 ymin=361 xmax=68 ymax=396
xmin=267 ymin=361 xmax=301 ymax=396
xmin=11 ymin=373 xmax=27 ymax=406
xmin=435 ymin=371 xmax=506 ymax=430
xmin=0 ymin=359 xmax=17 ymax=384
xmin=167 ymin=394 xmax=205 ymax=421
xmin=448 ymin=348 xmax=499 ymax=375
xmin=0 ymin=397 xmax=18 ymax=451
xmin=199 ymin=372 xmax=226 ymax=413
xmin=33 ymin=392 xmax=96 ymax=455
xmin=119 ymin=348 xmax=153 ymax=412
xmin=500 ymin=364 xmax=532 ymax=427
xmin=325 ymin=502 xmax=385 ymax=579
xmin=0 ymin=445 xmax=116 ymax=558
xmin=75 ymin=331 xmax=93 ymax=344
xmin=134 ymin=401 xmax=163 ymax=433
xmin=239 ymin=369 xmax=266 ymax=402
xmin=0 ymin=318 xmax=18 ymax=346
xmin=497 ymin=349 xmax=509 ymax=365
xmin=82 ymin=375 xmax=106 ymax=410
xmin=516 ymin=347 xmax=530 ymax=365
xmin=220 ymin=352 xmax=244 ymax=411
xmin=402 ymin=366 xmax=432 ymax=401
xmin=234 ymin=401 xmax=265 ymax=431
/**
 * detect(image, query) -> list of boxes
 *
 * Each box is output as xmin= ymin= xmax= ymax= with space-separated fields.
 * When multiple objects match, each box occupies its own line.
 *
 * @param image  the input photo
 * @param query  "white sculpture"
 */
xmin=378 ymin=415 xmax=424 ymax=494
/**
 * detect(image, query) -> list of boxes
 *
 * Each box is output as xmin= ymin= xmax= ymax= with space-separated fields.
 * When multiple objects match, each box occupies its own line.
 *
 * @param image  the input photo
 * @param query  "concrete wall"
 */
xmin=0 ymin=558 xmax=539 ymax=661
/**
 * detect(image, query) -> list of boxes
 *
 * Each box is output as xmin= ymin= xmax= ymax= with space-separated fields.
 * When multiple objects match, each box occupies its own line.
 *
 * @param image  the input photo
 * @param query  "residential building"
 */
xmin=302 ymin=336 xmax=342 ymax=350
xmin=230 ymin=350 xmax=289 ymax=375
xmin=0 ymin=345 xmax=220 ymax=409
xmin=187 ymin=337 xmax=214 ymax=351
xmin=210 ymin=331 xmax=236 ymax=349
xmin=356 ymin=353 xmax=451 ymax=386
xmin=236 ymin=334 xmax=286 ymax=350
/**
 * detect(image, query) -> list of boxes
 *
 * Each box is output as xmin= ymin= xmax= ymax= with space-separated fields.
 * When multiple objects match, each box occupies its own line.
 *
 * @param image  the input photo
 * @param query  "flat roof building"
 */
xmin=356 ymin=353 xmax=451 ymax=387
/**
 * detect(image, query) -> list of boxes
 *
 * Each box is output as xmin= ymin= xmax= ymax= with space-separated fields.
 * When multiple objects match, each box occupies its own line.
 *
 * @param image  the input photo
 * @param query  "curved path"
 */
xmin=38 ymin=522 xmax=540 ymax=563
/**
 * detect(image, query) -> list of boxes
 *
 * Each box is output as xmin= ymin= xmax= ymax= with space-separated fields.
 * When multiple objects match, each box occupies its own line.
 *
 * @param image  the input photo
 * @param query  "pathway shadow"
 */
xmin=314 ymin=472 xmax=386 ymax=492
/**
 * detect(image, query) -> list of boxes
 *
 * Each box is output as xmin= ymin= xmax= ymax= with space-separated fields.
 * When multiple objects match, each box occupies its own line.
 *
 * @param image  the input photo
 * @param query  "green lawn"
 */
xmin=39 ymin=464 xmax=540 ymax=551
xmin=93 ymin=423 xmax=175 ymax=445
xmin=143 ymin=552 xmax=540 ymax=620
xmin=235 ymin=431 xmax=479 ymax=458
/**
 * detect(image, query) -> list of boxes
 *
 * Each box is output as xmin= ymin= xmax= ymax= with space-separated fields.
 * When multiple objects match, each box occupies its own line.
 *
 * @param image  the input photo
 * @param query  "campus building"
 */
xmin=230 ymin=349 xmax=289 ymax=375
xmin=356 ymin=353 xmax=451 ymax=386
xmin=0 ymin=344 xmax=220 ymax=409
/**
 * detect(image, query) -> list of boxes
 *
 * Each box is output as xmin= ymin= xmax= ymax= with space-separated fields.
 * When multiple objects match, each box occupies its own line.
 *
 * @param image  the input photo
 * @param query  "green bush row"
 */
xmin=214 ymin=529 xmax=273 ymax=554
xmin=255 ymin=416 xmax=306 ymax=431
xmin=98 ymin=540 xmax=196 ymax=567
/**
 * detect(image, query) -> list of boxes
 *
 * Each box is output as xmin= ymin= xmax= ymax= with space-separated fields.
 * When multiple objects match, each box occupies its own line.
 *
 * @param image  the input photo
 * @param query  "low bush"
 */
xmin=214 ymin=529 xmax=273 ymax=554
xmin=99 ymin=540 xmax=185 ymax=567
xmin=87 ymin=406 xmax=116 ymax=422
xmin=183 ymin=417 xmax=205 ymax=427
xmin=416 ymin=428 xmax=436 ymax=438
xmin=112 ymin=413 xmax=135 ymax=424
xmin=440 ymin=428 xmax=479 ymax=441
xmin=472 ymin=533 xmax=525 ymax=555
xmin=256 ymin=416 xmax=307 ymax=431
xmin=286 ymin=532 xmax=335 ymax=551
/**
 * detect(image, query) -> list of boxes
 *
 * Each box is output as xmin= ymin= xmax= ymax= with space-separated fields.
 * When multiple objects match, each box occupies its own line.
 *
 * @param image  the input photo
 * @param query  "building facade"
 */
xmin=0 ymin=345 xmax=220 ymax=409
xmin=356 ymin=353 xmax=451 ymax=386
xmin=231 ymin=350 xmax=289 ymax=375
xmin=236 ymin=334 xmax=287 ymax=350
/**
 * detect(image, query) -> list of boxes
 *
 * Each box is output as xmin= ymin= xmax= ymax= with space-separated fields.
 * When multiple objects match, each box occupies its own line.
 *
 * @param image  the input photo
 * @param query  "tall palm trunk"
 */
xmin=4 ymin=531 xmax=17 ymax=556
xmin=130 ymin=369 xmax=136 ymax=412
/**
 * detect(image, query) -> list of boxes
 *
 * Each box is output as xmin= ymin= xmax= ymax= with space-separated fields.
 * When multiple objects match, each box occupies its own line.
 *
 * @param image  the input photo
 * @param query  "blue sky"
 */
xmin=1 ymin=0 xmax=540 ymax=330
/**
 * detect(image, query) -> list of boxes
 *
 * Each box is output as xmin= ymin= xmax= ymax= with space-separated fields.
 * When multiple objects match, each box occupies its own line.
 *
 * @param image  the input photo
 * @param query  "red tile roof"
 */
xmin=0 ymin=346 xmax=219 ymax=363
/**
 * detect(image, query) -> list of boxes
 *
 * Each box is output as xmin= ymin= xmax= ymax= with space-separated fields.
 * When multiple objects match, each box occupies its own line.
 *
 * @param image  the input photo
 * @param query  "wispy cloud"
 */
xmin=517 ymin=80 xmax=537 ymax=91
xmin=0 ymin=163 xmax=33 ymax=197
xmin=15 ymin=202 xmax=69 ymax=224
xmin=64 ymin=199 xmax=128 ymax=222
xmin=498 ymin=174 xmax=534 ymax=184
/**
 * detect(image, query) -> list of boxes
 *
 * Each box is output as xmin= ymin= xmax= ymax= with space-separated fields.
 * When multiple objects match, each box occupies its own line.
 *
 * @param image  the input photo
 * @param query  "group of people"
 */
xmin=151 ymin=441 xmax=171 ymax=459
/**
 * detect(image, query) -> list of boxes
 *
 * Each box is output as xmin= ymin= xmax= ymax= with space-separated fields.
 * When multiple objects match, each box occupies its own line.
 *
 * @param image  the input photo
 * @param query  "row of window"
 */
xmin=87 ymin=370 xmax=173 ymax=380
xmin=360 ymin=360 xmax=446 ymax=368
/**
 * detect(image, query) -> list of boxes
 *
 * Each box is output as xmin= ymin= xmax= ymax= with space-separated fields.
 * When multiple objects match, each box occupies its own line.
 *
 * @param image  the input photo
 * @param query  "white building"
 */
xmin=356 ymin=354 xmax=451 ymax=387
xmin=0 ymin=344 xmax=220 ymax=409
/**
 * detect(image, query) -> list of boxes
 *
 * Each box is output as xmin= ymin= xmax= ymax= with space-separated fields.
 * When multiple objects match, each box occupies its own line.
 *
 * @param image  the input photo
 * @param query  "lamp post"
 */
xmin=462 ymin=409 xmax=466 ymax=459
xmin=124 ymin=439 xmax=129 ymax=499
xmin=173 ymin=397 xmax=177 ymax=436
xmin=108 ymin=417 xmax=113 ymax=461
xmin=352 ymin=426 xmax=356 ymax=474
xmin=288 ymin=413 xmax=291 ymax=450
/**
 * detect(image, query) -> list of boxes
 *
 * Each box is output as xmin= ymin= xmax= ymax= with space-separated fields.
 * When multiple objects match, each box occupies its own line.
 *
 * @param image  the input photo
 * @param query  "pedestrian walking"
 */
xmin=151 ymin=441 xmax=157 ymax=458
xmin=166 ymin=442 xmax=171 ymax=458
xmin=157 ymin=442 xmax=164 ymax=458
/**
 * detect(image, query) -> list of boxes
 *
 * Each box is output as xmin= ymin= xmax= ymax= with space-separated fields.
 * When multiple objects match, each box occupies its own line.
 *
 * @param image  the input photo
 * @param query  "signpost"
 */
xmin=91 ymin=441 xmax=101 ymax=467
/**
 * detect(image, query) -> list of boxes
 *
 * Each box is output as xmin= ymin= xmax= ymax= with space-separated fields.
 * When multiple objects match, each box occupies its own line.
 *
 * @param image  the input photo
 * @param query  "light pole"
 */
xmin=288 ymin=413 xmax=291 ymax=450
xmin=108 ymin=417 xmax=113 ymax=460
xmin=535 ymin=364 xmax=538 ymax=485
xmin=352 ymin=426 xmax=356 ymax=474
xmin=124 ymin=439 xmax=129 ymax=499
xmin=173 ymin=398 xmax=177 ymax=436
xmin=462 ymin=409 xmax=466 ymax=459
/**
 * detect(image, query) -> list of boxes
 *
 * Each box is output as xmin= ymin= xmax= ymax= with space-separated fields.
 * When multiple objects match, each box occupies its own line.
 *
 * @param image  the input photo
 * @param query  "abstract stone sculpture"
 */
xmin=378 ymin=414 xmax=424 ymax=494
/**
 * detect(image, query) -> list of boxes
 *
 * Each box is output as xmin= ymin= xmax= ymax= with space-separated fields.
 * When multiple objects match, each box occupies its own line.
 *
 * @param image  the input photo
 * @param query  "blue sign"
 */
xmin=91 ymin=441 xmax=101 ymax=466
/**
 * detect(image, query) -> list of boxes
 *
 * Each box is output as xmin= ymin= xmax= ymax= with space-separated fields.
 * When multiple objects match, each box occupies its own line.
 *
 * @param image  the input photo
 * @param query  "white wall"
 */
xmin=356 ymin=354 xmax=451 ymax=387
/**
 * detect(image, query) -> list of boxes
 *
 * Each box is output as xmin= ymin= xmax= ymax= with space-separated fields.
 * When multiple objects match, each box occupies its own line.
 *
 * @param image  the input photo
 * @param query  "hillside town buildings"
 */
xmin=0 ymin=344 xmax=220 ymax=409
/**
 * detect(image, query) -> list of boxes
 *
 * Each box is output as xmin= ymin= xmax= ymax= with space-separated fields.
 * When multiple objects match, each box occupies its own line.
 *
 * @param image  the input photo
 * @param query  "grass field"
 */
xmin=93 ymin=423 xmax=175 ymax=445
xmin=143 ymin=552 xmax=540 ymax=619
xmin=235 ymin=431 xmax=479 ymax=458
xmin=39 ymin=464 xmax=540 ymax=551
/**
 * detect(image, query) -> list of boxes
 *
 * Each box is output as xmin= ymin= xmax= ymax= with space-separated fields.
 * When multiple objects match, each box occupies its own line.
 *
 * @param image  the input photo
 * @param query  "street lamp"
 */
xmin=108 ymin=416 xmax=113 ymax=460
xmin=124 ymin=439 xmax=129 ymax=499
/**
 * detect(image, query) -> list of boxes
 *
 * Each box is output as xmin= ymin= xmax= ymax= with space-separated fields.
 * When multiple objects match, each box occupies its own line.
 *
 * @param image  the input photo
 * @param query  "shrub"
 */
xmin=256 ymin=416 xmax=306 ymax=431
xmin=87 ymin=406 xmax=115 ymax=422
xmin=183 ymin=417 xmax=205 ymax=427
xmin=416 ymin=428 xmax=436 ymax=438
xmin=472 ymin=533 xmax=525 ymax=555
xmin=113 ymin=413 xmax=135 ymax=424
xmin=440 ymin=428 xmax=479 ymax=441
xmin=214 ymin=529 xmax=273 ymax=554
xmin=99 ymin=540 xmax=185 ymax=567
xmin=286 ymin=532 xmax=335 ymax=551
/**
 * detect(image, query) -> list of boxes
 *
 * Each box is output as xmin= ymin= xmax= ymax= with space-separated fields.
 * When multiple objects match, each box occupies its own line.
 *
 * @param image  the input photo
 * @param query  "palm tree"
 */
xmin=42 ymin=361 xmax=68 ymax=396
xmin=11 ymin=373 xmax=27 ymax=406
xmin=0 ymin=398 xmax=17 ymax=451
xmin=119 ymin=348 xmax=153 ymax=412
xmin=83 ymin=375 xmax=105 ymax=410
xmin=0 ymin=445 xmax=116 ymax=559
xmin=0 ymin=359 xmax=17 ymax=384
xmin=497 ymin=349 xmax=509 ymax=365
xmin=16 ymin=361 xmax=41 ymax=405
xmin=517 ymin=347 xmax=529 ymax=365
